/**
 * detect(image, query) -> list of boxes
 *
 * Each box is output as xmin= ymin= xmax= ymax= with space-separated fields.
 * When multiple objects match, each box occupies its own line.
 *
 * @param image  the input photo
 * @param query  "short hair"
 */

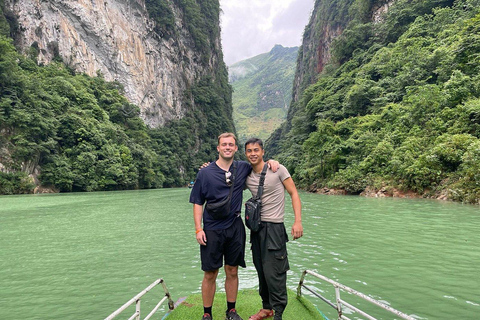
xmin=218 ymin=132 xmax=237 ymax=145
xmin=244 ymin=137 xmax=264 ymax=150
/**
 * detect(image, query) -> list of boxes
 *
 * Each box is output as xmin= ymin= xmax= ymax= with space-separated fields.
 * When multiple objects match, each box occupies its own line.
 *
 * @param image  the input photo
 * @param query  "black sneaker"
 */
xmin=225 ymin=308 xmax=243 ymax=320
xmin=202 ymin=313 xmax=212 ymax=320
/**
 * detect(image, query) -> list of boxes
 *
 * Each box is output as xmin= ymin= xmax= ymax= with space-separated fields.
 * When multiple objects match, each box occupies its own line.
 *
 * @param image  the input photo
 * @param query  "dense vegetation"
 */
xmin=229 ymin=45 xmax=298 ymax=143
xmin=0 ymin=1 xmax=9 ymax=38
xmin=267 ymin=0 xmax=480 ymax=204
xmin=0 ymin=0 xmax=233 ymax=194
xmin=145 ymin=0 xmax=221 ymax=60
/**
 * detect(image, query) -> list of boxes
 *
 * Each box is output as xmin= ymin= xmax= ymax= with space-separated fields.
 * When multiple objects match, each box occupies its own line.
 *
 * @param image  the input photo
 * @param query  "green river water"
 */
xmin=0 ymin=188 xmax=479 ymax=319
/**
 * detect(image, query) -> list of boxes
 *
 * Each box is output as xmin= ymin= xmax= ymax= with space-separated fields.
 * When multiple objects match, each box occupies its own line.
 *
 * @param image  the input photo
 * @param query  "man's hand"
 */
xmin=196 ymin=230 xmax=207 ymax=246
xmin=199 ymin=162 xmax=211 ymax=170
xmin=291 ymin=221 xmax=303 ymax=240
xmin=193 ymin=204 xmax=206 ymax=245
xmin=266 ymin=159 xmax=279 ymax=172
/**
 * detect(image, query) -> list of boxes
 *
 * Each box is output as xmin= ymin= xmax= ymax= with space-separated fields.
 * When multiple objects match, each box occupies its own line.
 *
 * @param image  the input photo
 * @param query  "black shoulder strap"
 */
xmin=231 ymin=161 xmax=237 ymax=185
xmin=256 ymin=163 xmax=268 ymax=199
xmin=227 ymin=161 xmax=237 ymax=198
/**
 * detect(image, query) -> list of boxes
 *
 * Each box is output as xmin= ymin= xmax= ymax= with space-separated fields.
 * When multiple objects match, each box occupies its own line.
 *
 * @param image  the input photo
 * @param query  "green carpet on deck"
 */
xmin=163 ymin=289 xmax=327 ymax=320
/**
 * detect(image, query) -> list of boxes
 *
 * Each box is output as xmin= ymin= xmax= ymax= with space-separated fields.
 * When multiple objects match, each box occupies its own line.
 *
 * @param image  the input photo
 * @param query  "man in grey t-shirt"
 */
xmin=244 ymin=138 xmax=303 ymax=320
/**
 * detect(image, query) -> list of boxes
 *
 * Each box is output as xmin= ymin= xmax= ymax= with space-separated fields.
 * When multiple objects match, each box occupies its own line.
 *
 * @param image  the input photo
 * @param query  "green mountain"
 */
xmin=0 ymin=0 xmax=233 ymax=194
xmin=267 ymin=0 xmax=480 ymax=204
xmin=229 ymin=45 xmax=298 ymax=144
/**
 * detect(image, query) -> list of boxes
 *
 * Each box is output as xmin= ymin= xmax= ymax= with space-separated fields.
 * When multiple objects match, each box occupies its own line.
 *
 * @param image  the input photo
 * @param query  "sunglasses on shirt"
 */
xmin=225 ymin=171 xmax=232 ymax=186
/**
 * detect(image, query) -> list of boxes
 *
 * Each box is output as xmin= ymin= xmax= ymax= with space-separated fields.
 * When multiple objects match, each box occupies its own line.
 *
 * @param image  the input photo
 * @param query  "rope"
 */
xmin=315 ymin=306 xmax=331 ymax=320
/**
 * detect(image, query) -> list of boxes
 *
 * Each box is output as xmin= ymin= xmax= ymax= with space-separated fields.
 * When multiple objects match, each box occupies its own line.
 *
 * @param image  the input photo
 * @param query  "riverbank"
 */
xmin=4 ymin=176 xmax=476 ymax=205
xmin=314 ymin=185 xmax=455 ymax=202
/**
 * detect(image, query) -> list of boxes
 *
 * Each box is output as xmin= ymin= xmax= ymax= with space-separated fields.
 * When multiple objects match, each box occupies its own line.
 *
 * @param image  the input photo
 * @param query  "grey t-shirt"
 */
xmin=245 ymin=164 xmax=291 ymax=223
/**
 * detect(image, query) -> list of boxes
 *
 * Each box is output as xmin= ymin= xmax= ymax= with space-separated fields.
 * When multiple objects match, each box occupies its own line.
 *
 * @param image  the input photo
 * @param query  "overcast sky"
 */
xmin=220 ymin=0 xmax=315 ymax=66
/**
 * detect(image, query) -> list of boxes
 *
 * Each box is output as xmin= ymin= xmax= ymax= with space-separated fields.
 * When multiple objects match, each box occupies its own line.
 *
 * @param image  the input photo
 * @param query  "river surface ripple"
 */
xmin=0 ymin=189 xmax=479 ymax=319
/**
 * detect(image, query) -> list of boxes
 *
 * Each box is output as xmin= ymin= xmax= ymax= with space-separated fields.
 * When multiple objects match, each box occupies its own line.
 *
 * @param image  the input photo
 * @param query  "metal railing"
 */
xmin=297 ymin=270 xmax=416 ymax=320
xmin=105 ymin=278 xmax=175 ymax=320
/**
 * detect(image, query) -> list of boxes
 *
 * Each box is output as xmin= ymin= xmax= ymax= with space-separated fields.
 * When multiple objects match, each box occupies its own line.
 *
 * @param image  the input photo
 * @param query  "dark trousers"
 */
xmin=250 ymin=222 xmax=289 ymax=320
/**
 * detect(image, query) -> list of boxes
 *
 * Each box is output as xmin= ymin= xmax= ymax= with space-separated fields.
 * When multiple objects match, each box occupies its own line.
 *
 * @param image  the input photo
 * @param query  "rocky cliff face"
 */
xmin=290 ymin=0 xmax=393 ymax=104
xmin=291 ymin=7 xmax=342 ymax=104
xmin=266 ymin=0 xmax=394 ymax=157
xmin=6 ymin=0 xmax=219 ymax=127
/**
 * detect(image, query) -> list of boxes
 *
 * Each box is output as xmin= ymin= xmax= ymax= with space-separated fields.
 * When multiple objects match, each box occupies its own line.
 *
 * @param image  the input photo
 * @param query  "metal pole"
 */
xmin=105 ymin=279 xmax=163 ymax=320
xmin=144 ymin=296 xmax=168 ymax=320
xmin=127 ymin=310 xmax=138 ymax=320
xmin=160 ymin=279 xmax=175 ymax=311
xmin=340 ymin=299 xmax=378 ymax=320
xmin=297 ymin=270 xmax=307 ymax=297
xmin=301 ymin=270 xmax=416 ymax=320
xmin=335 ymin=286 xmax=342 ymax=320
xmin=301 ymin=284 xmax=337 ymax=310
xmin=135 ymin=299 xmax=140 ymax=320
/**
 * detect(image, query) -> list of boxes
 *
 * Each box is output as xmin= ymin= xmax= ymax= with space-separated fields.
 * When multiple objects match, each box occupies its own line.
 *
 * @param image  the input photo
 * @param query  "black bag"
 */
xmin=205 ymin=161 xmax=237 ymax=220
xmin=205 ymin=196 xmax=231 ymax=220
xmin=245 ymin=164 xmax=268 ymax=232
xmin=245 ymin=197 xmax=261 ymax=231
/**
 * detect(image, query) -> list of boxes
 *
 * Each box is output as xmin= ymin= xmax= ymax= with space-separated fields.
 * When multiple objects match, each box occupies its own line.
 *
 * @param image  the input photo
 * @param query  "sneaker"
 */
xmin=226 ymin=308 xmax=243 ymax=320
xmin=202 ymin=313 xmax=212 ymax=320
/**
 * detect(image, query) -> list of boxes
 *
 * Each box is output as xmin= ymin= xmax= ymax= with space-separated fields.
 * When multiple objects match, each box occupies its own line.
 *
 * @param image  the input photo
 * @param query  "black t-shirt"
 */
xmin=189 ymin=161 xmax=252 ymax=230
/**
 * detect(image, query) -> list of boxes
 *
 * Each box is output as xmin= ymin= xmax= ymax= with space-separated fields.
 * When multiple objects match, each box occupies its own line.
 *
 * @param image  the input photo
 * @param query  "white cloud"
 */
xmin=220 ymin=0 xmax=314 ymax=65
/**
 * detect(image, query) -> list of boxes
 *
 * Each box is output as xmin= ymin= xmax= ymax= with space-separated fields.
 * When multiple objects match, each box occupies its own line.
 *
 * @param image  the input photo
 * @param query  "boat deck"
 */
xmin=106 ymin=271 xmax=416 ymax=320
xmin=163 ymin=289 xmax=326 ymax=320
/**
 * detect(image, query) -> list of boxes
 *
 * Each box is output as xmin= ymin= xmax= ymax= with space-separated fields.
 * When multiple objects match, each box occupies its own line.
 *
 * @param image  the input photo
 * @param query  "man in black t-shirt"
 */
xmin=190 ymin=133 xmax=278 ymax=320
xmin=190 ymin=132 xmax=249 ymax=320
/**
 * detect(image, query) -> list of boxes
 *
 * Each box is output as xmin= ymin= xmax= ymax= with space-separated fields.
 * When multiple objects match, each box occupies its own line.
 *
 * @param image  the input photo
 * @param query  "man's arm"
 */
xmin=194 ymin=204 xmax=207 ymax=245
xmin=283 ymin=177 xmax=303 ymax=240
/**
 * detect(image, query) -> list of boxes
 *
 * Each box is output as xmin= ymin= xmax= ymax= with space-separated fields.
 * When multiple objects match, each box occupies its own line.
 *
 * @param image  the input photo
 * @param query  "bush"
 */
xmin=0 ymin=171 xmax=34 ymax=194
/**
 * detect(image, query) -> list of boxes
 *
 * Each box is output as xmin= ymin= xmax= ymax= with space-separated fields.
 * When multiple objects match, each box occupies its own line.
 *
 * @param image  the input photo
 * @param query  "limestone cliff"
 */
xmin=266 ymin=0 xmax=393 ymax=157
xmin=290 ymin=2 xmax=343 ymax=104
xmin=291 ymin=0 xmax=393 ymax=104
xmin=6 ymin=0 xmax=221 ymax=127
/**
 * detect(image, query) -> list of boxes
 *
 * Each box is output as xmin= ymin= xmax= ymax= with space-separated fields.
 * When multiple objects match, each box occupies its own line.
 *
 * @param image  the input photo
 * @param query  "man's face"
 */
xmin=245 ymin=143 xmax=264 ymax=165
xmin=217 ymin=136 xmax=238 ymax=160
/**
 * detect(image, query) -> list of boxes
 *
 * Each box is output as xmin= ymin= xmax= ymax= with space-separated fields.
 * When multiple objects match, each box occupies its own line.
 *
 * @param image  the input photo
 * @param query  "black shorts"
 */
xmin=201 ymin=216 xmax=246 ymax=271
